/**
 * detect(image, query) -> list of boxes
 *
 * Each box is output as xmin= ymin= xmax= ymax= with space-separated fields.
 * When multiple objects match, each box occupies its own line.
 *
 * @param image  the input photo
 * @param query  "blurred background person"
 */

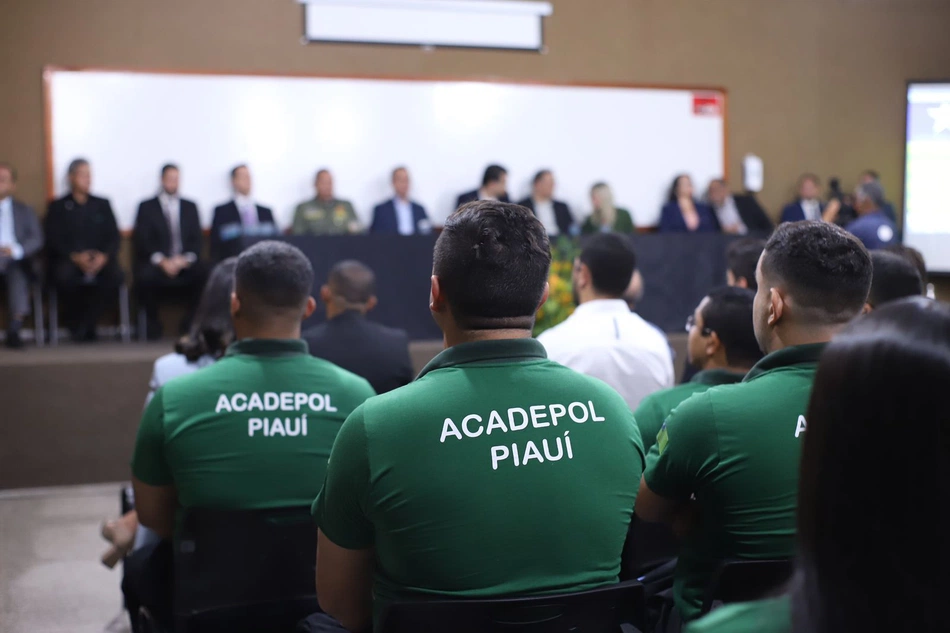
xmin=0 ymin=162 xmax=43 ymax=348
xmin=455 ymin=164 xmax=509 ymax=208
xmin=518 ymin=169 xmax=576 ymax=237
xmin=370 ymin=167 xmax=431 ymax=235
xmin=859 ymin=169 xmax=898 ymax=223
xmin=865 ymin=250 xmax=923 ymax=311
xmin=706 ymin=178 xmax=773 ymax=234
xmin=660 ymin=174 xmax=720 ymax=233
xmin=781 ymin=173 xmax=839 ymax=224
xmin=45 ymin=158 xmax=121 ymax=343
xmin=210 ymin=165 xmax=278 ymax=261
xmin=303 ymin=260 xmax=413 ymax=395
xmin=132 ymin=164 xmax=207 ymax=340
xmin=292 ymin=169 xmax=361 ymax=235
xmin=886 ymin=244 xmax=928 ymax=292
xmin=846 ymin=180 xmax=898 ymax=251
xmin=581 ymin=182 xmax=635 ymax=234
xmin=726 ymin=237 xmax=767 ymax=289
xmin=688 ymin=298 xmax=950 ymax=633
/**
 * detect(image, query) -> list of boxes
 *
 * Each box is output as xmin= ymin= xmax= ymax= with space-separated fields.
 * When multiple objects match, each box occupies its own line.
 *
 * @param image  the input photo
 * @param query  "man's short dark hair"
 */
xmin=579 ymin=233 xmax=636 ymax=298
xmin=863 ymin=169 xmax=881 ymax=181
xmin=391 ymin=166 xmax=407 ymax=180
xmin=533 ymin=169 xmax=552 ymax=185
xmin=761 ymin=221 xmax=872 ymax=324
xmin=235 ymin=241 xmax=314 ymax=319
xmin=161 ymin=163 xmax=178 ymax=177
xmin=885 ymin=244 xmax=927 ymax=286
xmin=868 ymin=251 xmax=923 ymax=308
xmin=482 ymin=165 xmax=507 ymax=187
xmin=230 ymin=164 xmax=247 ymax=179
xmin=701 ymin=286 xmax=763 ymax=367
xmin=67 ymin=158 xmax=89 ymax=176
xmin=328 ymin=260 xmax=376 ymax=305
xmin=434 ymin=201 xmax=550 ymax=330
xmin=0 ymin=162 xmax=17 ymax=182
xmin=726 ymin=237 xmax=766 ymax=290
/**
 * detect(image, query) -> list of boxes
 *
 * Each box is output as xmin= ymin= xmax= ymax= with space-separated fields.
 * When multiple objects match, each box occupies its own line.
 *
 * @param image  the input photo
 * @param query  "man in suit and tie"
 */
xmin=517 ymin=169 xmax=576 ymax=236
xmin=132 ymin=164 xmax=207 ymax=340
xmin=706 ymin=178 xmax=773 ymax=234
xmin=303 ymin=260 xmax=413 ymax=394
xmin=781 ymin=174 xmax=833 ymax=224
xmin=45 ymin=158 xmax=122 ymax=342
xmin=0 ymin=163 xmax=43 ymax=348
xmin=210 ymin=165 xmax=279 ymax=260
xmin=370 ymin=167 xmax=431 ymax=235
xmin=455 ymin=164 xmax=510 ymax=211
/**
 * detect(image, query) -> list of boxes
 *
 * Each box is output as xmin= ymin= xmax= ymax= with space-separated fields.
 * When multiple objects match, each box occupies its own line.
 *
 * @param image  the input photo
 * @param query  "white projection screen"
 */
xmin=46 ymin=68 xmax=726 ymax=231
xmin=904 ymin=81 xmax=950 ymax=272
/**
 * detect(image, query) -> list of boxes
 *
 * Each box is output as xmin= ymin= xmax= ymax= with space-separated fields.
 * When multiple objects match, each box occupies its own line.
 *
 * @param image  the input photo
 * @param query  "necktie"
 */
xmin=164 ymin=199 xmax=181 ymax=256
xmin=242 ymin=203 xmax=257 ymax=227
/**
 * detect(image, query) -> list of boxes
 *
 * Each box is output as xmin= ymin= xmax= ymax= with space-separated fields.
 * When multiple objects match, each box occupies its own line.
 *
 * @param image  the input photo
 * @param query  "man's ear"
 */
xmin=537 ymin=283 xmax=550 ymax=312
xmin=319 ymin=285 xmax=332 ymax=304
xmin=365 ymin=295 xmax=378 ymax=313
xmin=862 ymin=302 xmax=873 ymax=314
xmin=230 ymin=292 xmax=240 ymax=320
xmin=430 ymin=276 xmax=447 ymax=314
xmin=736 ymin=277 xmax=749 ymax=289
xmin=303 ymin=296 xmax=317 ymax=320
xmin=705 ymin=331 xmax=723 ymax=358
xmin=575 ymin=261 xmax=590 ymax=290
xmin=768 ymin=287 xmax=785 ymax=326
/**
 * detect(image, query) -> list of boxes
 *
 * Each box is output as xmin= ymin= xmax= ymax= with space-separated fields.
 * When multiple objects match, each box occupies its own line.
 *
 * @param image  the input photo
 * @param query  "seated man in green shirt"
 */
xmin=126 ymin=240 xmax=375 ymax=630
xmin=636 ymin=286 xmax=762 ymax=455
xmin=635 ymin=221 xmax=872 ymax=626
xmin=311 ymin=201 xmax=646 ymax=633
xmin=292 ymin=169 xmax=362 ymax=235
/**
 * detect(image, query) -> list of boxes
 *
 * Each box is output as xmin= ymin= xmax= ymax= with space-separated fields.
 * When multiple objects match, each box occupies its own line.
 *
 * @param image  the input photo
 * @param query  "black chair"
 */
xmin=172 ymin=506 xmax=320 ymax=633
xmin=700 ymin=559 xmax=794 ymax=615
xmin=378 ymin=580 xmax=645 ymax=633
xmin=621 ymin=517 xmax=679 ymax=580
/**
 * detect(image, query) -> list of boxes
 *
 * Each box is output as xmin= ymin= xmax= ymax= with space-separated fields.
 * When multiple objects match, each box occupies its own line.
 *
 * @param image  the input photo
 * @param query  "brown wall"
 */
xmin=2 ymin=0 xmax=950 ymax=220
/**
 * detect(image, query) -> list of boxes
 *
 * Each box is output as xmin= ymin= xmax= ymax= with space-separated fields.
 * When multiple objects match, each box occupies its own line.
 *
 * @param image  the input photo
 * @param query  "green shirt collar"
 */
xmin=418 ymin=338 xmax=547 ymax=380
xmin=225 ymin=338 xmax=309 ymax=358
xmin=691 ymin=368 xmax=747 ymax=386
xmin=743 ymin=343 xmax=827 ymax=382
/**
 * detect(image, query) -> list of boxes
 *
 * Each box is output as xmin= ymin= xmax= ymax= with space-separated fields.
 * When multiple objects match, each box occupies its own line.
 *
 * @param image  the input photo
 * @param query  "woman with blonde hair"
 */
xmin=581 ymin=182 xmax=635 ymax=234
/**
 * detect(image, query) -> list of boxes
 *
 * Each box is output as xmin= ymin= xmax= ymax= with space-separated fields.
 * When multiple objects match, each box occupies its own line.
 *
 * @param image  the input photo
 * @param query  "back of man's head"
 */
xmin=433 ymin=201 xmax=550 ymax=330
xmin=579 ymin=233 xmax=637 ymax=299
xmin=482 ymin=164 xmax=507 ymax=186
xmin=885 ymin=244 xmax=927 ymax=286
xmin=726 ymin=238 xmax=766 ymax=290
xmin=702 ymin=286 xmax=763 ymax=368
xmin=855 ymin=180 xmax=885 ymax=210
xmin=235 ymin=241 xmax=314 ymax=324
xmin=760 ymin=221 xmax=872 ymax=326
xmin=328 ymin=260 xmax=376 ymax=306
xmin=868 ymin=251 xmax=923 ymax=309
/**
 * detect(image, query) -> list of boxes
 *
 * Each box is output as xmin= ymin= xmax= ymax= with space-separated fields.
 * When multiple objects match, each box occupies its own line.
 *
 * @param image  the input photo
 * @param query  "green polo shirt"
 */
xmin=313 ymin=338 xmax=645 ymax=625
xmin=643 ymin=344 xmax=824 ymax=621
xmin=635 ymin=369 xmax=746 ymax=455
xmin=291 ymin=198 xmax=360 ymax=235
xmin=132 ymin=339 xmax=375 ymax=524
xmin=687 ymin=596 xmax=791 ymax=633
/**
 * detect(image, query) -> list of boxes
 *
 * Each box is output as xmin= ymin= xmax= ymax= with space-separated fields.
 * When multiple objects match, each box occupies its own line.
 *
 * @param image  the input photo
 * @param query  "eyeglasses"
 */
xmin=685 ymin=314 xmax=713 ymax=336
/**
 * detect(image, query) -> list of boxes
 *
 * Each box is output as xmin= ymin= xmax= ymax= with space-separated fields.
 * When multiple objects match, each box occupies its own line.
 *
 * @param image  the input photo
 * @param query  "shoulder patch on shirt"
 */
xmin=877 ymin=224 xmax=894 ymax=243
xmin=656 ymin=424 xmax=669 ymax=455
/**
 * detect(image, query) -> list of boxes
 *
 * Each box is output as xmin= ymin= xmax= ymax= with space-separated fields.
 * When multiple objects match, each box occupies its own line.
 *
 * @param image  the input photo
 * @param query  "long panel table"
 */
xmin=254 ymin=233 xmax=752 ymax=339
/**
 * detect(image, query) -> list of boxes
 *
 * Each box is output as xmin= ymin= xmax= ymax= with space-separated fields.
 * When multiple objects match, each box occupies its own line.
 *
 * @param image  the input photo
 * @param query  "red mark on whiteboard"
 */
xmin=693 ymin=94 xmax=722 ymax=116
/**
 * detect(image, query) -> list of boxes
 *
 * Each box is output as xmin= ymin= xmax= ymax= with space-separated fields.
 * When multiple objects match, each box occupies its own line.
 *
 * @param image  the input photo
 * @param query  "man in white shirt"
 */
xmin=780 ymin=174 xmax=840 ymax=224
xmin=370 ymin=167 xmax=431 ymax=235
xmin=518 ymin=170 xmax=576 ymax=237
xmin=706 ymin=179 xmax=748 ymax=235
xmin=210 ymin=165 xmax=278 ymax=260
xmin=538 ymin=233 xmax=674 ymax=410
xmin=0 ymin=163 xmax=43 ymax=348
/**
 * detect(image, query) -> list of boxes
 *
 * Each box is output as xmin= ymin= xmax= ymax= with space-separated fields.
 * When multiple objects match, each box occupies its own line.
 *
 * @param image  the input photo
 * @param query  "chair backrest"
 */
xmin=173 ymin=506 xmax=318 ymax=633
xmin=621 ymin=516 xmax=679 ymax=579
xmin=378 ymin=580 xmax=644 ymax=633
xmin=700 ymin=559 xmax=794 ymax=615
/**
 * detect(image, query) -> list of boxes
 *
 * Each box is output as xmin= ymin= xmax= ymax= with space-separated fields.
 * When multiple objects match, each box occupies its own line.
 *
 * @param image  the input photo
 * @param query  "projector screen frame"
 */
xmin=903 ymin=78 xmax=950 ymax=275
xmin=41 ymin=65 xmax=729 ymax=231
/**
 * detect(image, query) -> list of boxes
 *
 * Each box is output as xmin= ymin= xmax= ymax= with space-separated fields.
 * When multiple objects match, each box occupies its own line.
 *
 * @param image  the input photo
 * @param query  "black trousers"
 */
xmin=122 ymin=539 xmax=173 ymax=633
xmin=136 ymin=261 xmax=209 ymax=335
xmin=53 ymin=259 xmax=122 ymax=338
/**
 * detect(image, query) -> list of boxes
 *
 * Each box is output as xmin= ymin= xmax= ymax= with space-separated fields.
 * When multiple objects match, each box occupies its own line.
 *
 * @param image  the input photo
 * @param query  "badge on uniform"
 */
xmin=656 ymin=424 xmax=669 ymax=455
xmin=333 ymin=205 xmax=348 ymax=224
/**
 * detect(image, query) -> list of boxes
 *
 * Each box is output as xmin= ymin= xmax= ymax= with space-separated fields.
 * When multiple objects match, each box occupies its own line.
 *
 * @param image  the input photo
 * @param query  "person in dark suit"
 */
xmin=210 ymin=165 xmax=278 ymax=260
xmin=370 ymin=167 xmax=431 ymax=235
xmin=455 ymin=164 xmax=510 ymax=210
xmin=45 ymin=158 xmax=122 ymax=342
xmin=659 ymin=174 xmax=720 ymax=232
xmin=132 ymin=164 xmax=207 ymax=340
xmin=780 ymin=173 xmax=828 ymax=223
xmin=0 ymin=163 xmax=43 ymax=348
xmin=303 ymin=260 xmax=413 ymax=395
xmin=706 ymin=178 xmax=773 ymax=234
xmin=517 ymin=169 xmax=576 ymax=236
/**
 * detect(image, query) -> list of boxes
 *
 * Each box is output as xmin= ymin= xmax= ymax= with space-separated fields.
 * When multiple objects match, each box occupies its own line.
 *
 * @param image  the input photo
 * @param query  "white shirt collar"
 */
xmin=571 ymin=298 xmax=632 ymax=316
xmin=235 ymin=194 xmax=254 ymax=208
xmin=0 ymin=196 xmax=11 ymax=212
xmin=160 ymin=191 xmax=179 ymax=206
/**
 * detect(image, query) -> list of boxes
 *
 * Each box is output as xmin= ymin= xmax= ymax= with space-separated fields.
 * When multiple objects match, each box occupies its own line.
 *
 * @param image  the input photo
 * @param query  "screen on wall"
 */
xmin=904 ymin=82 xmax=950 ymax=273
